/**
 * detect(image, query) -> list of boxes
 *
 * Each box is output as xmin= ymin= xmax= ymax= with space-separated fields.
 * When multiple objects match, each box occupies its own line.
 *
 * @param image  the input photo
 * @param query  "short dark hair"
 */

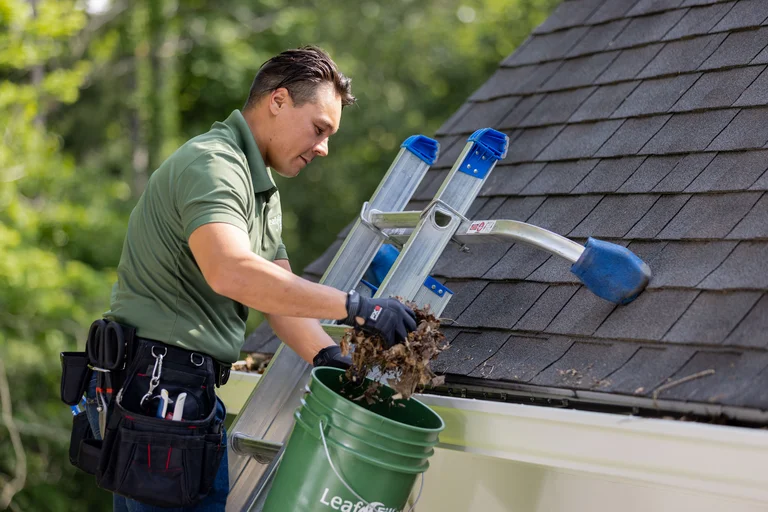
xmin=244 ymin=46 xmax=355 ymax=110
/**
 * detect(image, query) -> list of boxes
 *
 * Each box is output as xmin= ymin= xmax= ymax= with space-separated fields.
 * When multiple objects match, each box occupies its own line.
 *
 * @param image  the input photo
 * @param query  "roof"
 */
xmin=246 ymin=0 xmax=768 ymax=424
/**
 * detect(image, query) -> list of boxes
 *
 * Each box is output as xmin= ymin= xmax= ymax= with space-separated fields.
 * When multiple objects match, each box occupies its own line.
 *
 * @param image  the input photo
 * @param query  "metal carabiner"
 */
xmin=140 ymin=346 xmax=167 ymax=406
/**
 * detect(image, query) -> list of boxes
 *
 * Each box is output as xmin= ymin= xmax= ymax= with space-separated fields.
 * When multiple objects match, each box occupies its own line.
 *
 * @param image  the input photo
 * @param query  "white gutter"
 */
xmin=416 ymin=393 xmax=768 ymax=504
xmin=223 ymin=372 xmax=768 ymax=504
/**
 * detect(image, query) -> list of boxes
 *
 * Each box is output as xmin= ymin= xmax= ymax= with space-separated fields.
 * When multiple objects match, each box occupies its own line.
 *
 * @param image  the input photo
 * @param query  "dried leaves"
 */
xmin=231 ymin=353 xmax=272 ymax=374
xmin=340 ymin=302 xmax=448 ymax=403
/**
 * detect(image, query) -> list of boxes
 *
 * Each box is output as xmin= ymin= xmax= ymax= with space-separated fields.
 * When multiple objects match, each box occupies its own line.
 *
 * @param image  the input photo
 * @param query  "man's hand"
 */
xmin=312 ymin=345 xmax=352 ymax=370
xmin=342 ymin=291 xmax=417 ymax=347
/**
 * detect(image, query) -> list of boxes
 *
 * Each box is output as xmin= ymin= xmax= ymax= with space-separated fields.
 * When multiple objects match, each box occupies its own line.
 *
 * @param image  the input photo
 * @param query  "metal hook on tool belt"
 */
xmin=140 ymin=346 xmax=167 ymax=407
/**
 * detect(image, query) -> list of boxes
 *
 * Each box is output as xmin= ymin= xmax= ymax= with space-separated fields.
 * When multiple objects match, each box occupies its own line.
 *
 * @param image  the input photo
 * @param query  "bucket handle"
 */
xmin=319 ymin=420 xmax=424 ymax=512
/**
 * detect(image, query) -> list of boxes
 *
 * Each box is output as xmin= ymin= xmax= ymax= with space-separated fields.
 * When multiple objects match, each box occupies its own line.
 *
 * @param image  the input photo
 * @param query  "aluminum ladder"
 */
xmin=226 ymin=128 xmax=651 ymax=511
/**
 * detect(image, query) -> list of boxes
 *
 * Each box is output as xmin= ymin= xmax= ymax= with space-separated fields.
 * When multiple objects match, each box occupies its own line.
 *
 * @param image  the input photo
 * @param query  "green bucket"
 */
xmin=262 ymin=367 xmax=445 ymax=512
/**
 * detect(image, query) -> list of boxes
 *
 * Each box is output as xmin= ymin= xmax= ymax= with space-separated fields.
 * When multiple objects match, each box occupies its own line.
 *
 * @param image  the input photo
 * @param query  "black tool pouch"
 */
xmin=94 ymin=349 xmax=225 ymax=508
xmin=69 ymin=411 xmax=101 ymax=475
xmin=60 ymin=352 xmax=91 ymax=406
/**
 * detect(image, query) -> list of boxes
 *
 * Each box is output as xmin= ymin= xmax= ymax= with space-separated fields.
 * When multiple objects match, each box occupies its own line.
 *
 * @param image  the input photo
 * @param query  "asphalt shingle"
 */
xmin=432 ymin=330 xmax=511 ymax=375
xmin=514 ymin=285 xmax=580 ymax=332
xmin=527 ymin=254 xmax=583 ymax=284
xmin=655 ymin=350 xmax=767 ymax=403
xmin=613 ymin=74 xmax=700 ymax=118
xmin=541 ymin=52 xmax=619 ymax=91
xmin=526 ymin=195 xmax=604 ymax=234
xmin=499 ymin=95 xmax=545 ymax=129
xmin=534 ymin=0 xmax=606 ymax=34
xmin=521 ymin=159 xmax=599 ymax=194
xmin=520 ymin=88 xmax=596 ymax=127
xmin=627 ymin=0 xmax=687 ymax=17
xmin=637 ymin=34 xmax=726 ymax=77
xmin=641 ymin=109 xmax=738 ymax=154
xmin=647 ymin=241 xmax=738 ymax=287
xmin=626 ymin=194 xmax=692 ymax=238
xmin=729 ymin=193 xmax=768 ymax=238
xmin=505 ymin=125 xmax=563 ymax=163
xmin=479 ymin=163 xmax=545 ymax=197
xmin=603 ymin=346 xmax=695 ymax=396
xmin=587 ymin=2 xmax=634 ymax=25
xmin=483 ymin=243 xmax=552 ymax=281
xmin=699 ymin=241 xmax=768 ymax=288
xmin=457 ymin=282 xmax=548 ymax=329
xmin=572 ymin=156 xmax=646 ymax=193
xmin=505 ymin=27 xmax=589 ymax=66
xmin=699 ymin=27 xmax=768 ymax=70
xmin=707 ymin=107 xmax=768 ymax=150
xmin=537 ymin=120 xmax=623 ymax=160
xmin=450 ymin=97 xmax=521 ymax=135
xmin=613 ymin=9 xmax=688 ymax=47
xmin=567 ymin=19 xmax=631 ymax=58
xmin=440 ymin=280 xmax=488 ymax=322
xmin=433 ymin=242 xmax=511 ymax=280
xmin=663 ymin=2 xmax=734 ymax=39
xmin=436 ymin=104 xmax=471 ymax=136
xmin=733 ymin=66 xmax=768 ymax=106
xmin=596 ymin=116 xmax=670 ymax=157
xmin=570 ymin=82 xmax=639 ymax=122
xmin=685 ymin=150 xmax=768 ymax=192
xmin=594 ymin=289 xmax=699 ymax=340
xmin=658 ymin=192 xmax=761 ymax=239
xmin=491 ymin=196 xmax=547 ymax=221
xmin=671 ymin=67 xmax=763 ymax=112
xmin=709 ymin=0 xmax=768 ymax=32
xmin=530 ymin=341 xmax=638 ymax=389
xmin=470 ymin=63 xmax=560 ymax=101
xmin=570 ymin=194 xmax=659 ymax=238
xmin=472 ymin=335 xmax=574 ymax=383
xmin=723 ymin=294 xmax=768 ymax=348
xmin=652 ymin=153 xmax=716 ymax=191
xmin=546 ymin=287 xmax=617 ymax=336
xmin=597 ymin=44 xmax=664 ymax=83
xmin=619 ymin=155 xmax=684 ymax=192
xmin=664 ymin=291 xmax=762 ymax=344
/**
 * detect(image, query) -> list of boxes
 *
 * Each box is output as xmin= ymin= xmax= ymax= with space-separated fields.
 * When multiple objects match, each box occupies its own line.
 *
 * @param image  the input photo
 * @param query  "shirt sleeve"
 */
xmin=275 ymin=242 xmax=289 ymax=261
xmin=175 ymin=152 xmax=251 ymax=240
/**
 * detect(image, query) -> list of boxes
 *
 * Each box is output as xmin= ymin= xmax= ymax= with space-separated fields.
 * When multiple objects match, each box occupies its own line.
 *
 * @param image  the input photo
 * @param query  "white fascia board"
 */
xmin=415 ymin=394 xmax=768 ymax=504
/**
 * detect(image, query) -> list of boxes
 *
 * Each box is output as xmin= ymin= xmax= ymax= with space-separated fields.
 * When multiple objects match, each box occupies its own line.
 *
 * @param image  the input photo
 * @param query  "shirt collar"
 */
xmin=222 ymin=109 xmax=276 ymax=193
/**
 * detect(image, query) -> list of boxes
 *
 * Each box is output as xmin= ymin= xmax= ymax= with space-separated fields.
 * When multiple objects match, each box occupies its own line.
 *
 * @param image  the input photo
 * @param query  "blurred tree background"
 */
xmin=0 ymin=0 xmax=558 ymax=509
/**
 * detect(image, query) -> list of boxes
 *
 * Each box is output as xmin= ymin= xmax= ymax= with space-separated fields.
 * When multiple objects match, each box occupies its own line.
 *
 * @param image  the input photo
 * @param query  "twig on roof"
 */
xmin=652 ymin=369 xmax=716 ymax=405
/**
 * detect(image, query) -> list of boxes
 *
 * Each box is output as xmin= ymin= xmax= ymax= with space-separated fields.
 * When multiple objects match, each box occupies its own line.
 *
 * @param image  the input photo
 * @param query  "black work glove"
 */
xmin=342 ymin=291 xmax=418 ymax=348
xmin=313 ymin=345 xmax=352 ymax=370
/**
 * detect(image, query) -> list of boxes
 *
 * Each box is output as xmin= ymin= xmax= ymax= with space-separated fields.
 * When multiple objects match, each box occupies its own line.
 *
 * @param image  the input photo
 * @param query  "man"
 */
xmin=94 ymin=46 xmax=417 ymax=511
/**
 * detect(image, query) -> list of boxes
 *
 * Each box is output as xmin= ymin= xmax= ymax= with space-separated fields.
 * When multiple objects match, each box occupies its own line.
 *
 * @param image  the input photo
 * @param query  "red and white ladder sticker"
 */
xmin=466 ymin=220 xmax=496 ymax=234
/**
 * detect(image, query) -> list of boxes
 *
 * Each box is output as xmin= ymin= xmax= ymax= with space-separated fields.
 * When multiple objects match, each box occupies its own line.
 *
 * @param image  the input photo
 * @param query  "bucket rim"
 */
xmin=311 ymin=367 xmax=446 ymax=433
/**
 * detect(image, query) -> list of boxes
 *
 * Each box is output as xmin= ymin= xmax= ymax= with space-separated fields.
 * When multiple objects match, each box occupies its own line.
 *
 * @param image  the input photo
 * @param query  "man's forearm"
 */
xmin=214 ymin=253 xmax=348 ymax=320
xmin=265 ymin=314 xmax=335 ymax=364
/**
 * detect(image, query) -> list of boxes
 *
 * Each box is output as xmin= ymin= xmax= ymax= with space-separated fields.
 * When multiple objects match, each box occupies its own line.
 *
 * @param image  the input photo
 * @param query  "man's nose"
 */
xmin=313 ymin=138 xmax=329 ymax=157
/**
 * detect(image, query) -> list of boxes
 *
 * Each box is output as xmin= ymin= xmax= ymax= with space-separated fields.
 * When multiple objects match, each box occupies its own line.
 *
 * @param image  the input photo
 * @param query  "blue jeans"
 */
xmin=86 ymin=375 xmax=230 ymax=511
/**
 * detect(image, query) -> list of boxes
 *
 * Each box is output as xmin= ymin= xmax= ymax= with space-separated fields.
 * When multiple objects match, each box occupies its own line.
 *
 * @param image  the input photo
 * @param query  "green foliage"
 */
xmin=1 ymin=0 xmax=559 ymax=509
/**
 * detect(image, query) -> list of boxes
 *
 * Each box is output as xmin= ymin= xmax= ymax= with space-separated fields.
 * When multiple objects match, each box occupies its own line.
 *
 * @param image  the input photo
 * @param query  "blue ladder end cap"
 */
xmin=571 ymin=238 xmax=652 ymax=305
xmin=402 ymin=135 xmax=440 ymax=165
xmin=468 ymin=128 xmax=509 ymax=160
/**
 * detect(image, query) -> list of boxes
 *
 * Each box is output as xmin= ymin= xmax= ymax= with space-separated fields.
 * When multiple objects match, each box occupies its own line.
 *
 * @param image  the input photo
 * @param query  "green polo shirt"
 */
xmin=105 ymin=110 xmax=288 ymax=363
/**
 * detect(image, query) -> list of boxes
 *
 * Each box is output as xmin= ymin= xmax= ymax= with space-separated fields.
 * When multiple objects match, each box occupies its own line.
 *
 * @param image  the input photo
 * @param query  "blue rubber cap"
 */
xmin=571 ymin=238 xmax=652 ymax=305
xmin=401 ymin=135 xmax=440 ymax=165
xmin=363 ymin=244 xmax=400 ymax=288
xmin=468 ymin=128 xmax=509 ymax=160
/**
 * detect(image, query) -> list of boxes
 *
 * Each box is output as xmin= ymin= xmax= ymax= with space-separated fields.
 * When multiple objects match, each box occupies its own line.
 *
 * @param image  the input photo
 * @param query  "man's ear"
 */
xmin=269 ymin=87 xmax=291 ymax=115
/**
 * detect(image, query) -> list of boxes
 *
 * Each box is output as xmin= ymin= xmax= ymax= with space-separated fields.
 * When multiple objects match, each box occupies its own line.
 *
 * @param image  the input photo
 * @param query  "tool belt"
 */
xmin=60 ymin=320 xmax=229 ymax=508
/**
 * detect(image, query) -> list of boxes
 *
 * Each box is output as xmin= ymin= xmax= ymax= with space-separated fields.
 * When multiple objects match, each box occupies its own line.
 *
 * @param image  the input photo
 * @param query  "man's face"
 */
xmin=266 ymin=82 xmax=342 ymax=178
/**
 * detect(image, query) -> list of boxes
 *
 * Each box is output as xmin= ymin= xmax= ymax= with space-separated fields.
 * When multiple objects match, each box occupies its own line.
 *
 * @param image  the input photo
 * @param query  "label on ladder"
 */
xmin=466 ymin=220 xmax=496 ymax=234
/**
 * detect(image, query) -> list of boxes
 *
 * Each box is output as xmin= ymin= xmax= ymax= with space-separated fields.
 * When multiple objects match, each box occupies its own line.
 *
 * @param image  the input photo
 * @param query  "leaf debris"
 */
xmin=340 ymin=302 xmax=448 ymax=403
